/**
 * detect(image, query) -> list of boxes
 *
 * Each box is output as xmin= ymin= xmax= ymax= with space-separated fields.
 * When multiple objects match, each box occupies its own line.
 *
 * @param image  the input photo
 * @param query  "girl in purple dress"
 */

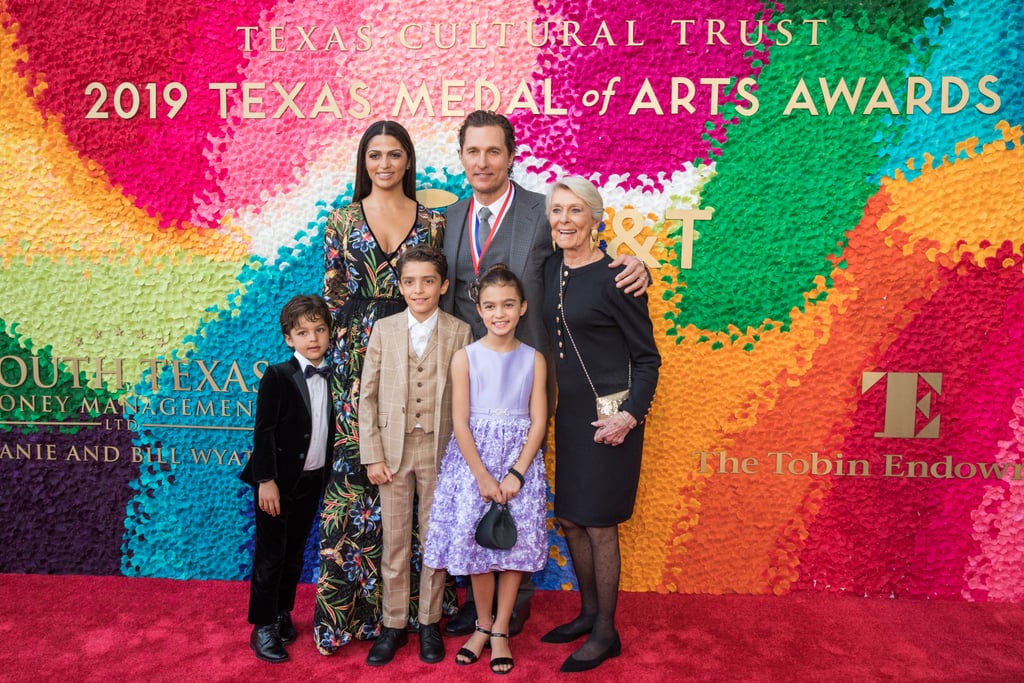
xmin=424 ymin=265 xmax=548 ymax=675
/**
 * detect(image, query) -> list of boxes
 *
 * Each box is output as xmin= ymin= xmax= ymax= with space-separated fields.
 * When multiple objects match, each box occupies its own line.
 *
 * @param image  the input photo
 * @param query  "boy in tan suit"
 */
xmin=359 ymin=244 xmax=472 ymax=666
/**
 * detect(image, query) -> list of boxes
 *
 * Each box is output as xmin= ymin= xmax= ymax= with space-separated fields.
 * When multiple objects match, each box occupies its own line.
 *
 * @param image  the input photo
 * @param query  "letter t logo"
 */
xmin=862 ymin=371 xmax=942 ymax=438
xmin=663 ymin=208 xmax=713 ymax=270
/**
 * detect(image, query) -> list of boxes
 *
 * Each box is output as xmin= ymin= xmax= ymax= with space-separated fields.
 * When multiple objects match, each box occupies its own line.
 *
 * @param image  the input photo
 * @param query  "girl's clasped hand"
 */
xmin=478 ymin=466 xmax=525 ymax=505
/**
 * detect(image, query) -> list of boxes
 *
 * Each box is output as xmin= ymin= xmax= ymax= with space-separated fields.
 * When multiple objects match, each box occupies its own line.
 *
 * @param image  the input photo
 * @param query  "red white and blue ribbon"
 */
xmin=468 ymin=183 xmax=515 ymax=276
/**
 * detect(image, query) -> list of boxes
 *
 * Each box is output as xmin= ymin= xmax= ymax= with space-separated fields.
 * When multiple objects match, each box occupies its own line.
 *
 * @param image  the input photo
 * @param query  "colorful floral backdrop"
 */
xmin=1 ymin=0 xmax=1022 ymax=600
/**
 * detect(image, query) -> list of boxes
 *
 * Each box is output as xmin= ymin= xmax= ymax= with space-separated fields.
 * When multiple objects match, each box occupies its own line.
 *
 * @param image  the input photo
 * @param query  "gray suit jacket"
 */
xmin=441 ymin=182 xmax=552 ymax=353
xmin=358 ymin=310 xmax=473 ymax=470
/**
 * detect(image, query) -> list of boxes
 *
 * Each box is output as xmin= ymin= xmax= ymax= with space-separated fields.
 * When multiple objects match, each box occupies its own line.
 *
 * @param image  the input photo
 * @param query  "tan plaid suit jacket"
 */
xmin=359 ymin=309 xmax=473 ymax=471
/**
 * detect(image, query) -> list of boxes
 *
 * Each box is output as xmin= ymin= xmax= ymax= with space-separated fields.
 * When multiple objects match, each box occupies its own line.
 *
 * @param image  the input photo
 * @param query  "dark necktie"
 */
xmin=304 ymin=364 xmax=331 ymax=379
xmin=477 ymin=206 xmax=493 ymax=249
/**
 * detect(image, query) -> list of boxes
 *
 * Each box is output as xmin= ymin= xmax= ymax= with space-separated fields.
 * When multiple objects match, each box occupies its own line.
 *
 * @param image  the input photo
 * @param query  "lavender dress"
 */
xmin=424 ymin=342 xmax=547 ymax=575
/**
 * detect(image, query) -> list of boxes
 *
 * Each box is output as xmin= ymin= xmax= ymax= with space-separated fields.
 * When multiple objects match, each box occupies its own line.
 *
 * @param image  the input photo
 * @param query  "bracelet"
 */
xmin=506 ymin=468 xmax=525 ymax=486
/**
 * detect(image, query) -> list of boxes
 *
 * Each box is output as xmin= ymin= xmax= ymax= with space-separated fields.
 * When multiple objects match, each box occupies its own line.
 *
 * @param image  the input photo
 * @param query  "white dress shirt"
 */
xmin=294 ymin=352 xmax=329 ymax=471
xmin=408 ymin=308 xmax=439 ymax=357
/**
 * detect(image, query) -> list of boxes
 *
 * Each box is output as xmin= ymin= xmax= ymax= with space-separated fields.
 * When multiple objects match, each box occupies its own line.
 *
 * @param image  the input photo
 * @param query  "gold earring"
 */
xmin=590 ymin=228 xmax=599 ymax=246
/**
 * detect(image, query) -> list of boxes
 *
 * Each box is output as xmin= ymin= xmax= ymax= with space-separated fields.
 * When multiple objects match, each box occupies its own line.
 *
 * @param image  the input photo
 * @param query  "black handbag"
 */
xmin=474 ymin=502 xmax=517 ymax=550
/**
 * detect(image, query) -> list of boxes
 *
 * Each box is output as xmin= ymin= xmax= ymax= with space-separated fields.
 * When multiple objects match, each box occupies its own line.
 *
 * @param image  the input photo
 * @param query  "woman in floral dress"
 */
xmin=313 ymin=120 xmax=452 ymax=654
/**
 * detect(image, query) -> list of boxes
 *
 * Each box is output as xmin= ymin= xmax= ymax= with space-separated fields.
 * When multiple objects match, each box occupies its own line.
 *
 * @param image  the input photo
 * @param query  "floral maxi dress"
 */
xmin=312 ymin=201 xmax=451 ymax=654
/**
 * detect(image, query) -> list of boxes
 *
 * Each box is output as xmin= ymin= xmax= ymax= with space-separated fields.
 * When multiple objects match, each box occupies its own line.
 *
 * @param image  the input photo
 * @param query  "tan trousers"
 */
xmin=379 ymin=428 xmax=445 ymax=627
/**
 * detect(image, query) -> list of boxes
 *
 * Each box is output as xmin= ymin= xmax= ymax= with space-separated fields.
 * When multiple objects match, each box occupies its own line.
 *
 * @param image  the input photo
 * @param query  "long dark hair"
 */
xmin=352 ymin=120 xmax=417 ymax=202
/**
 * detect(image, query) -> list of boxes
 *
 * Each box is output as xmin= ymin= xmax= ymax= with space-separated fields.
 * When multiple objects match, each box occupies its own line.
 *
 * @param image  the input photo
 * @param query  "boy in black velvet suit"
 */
xmin=240 ymin=294 xmax=335 ymax=663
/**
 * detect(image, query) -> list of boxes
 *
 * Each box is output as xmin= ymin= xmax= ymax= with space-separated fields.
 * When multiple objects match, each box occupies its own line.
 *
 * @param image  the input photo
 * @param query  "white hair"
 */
xmin=546 ymin=176 xmax=604 ymax=221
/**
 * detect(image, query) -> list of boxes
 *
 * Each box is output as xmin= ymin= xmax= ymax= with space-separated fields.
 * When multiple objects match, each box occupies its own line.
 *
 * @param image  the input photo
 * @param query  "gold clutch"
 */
xmin=595 ymin=389 xmax=629 ymax=418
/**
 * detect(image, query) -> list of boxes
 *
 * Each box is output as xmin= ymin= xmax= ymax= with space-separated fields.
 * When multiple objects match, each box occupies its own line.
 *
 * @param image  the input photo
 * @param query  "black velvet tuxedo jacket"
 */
xmin=240 ymin=356 xmax=335 ymax=493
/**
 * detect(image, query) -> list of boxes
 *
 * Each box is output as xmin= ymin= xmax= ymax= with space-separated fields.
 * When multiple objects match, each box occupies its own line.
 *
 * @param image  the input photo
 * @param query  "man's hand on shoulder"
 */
xmin=610 ymin=254 xmax=650 ymax=296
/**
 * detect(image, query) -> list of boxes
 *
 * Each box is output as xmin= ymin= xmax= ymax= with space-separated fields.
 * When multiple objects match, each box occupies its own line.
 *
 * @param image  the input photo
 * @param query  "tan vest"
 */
xmin=406 ymin=332 xmax=438 ymax=434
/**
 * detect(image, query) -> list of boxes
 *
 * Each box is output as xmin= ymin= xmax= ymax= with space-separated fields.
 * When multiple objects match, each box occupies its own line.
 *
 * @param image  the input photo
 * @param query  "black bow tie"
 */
xmin=304 ymin=364 xmax=331 ymax=379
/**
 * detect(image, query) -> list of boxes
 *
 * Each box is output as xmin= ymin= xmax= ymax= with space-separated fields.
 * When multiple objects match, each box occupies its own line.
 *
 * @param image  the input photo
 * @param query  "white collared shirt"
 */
xmin=294 ymin=352 xmax=329 ymax=471
xmin=408 ymin=308 xmax=439 ymax=357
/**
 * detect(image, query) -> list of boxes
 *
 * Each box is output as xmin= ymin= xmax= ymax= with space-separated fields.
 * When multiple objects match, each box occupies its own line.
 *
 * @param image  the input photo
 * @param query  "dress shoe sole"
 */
xmin=250 ymin=642 xmax=289 ymax=664
xmin=560 ymin=636 xmax=621 ymax=673
xmin=366 ymin=632 xmax=407 ymax=666
xmin=366 ymin=648 xmax=402 ymax=667
xmin=365 ymin=648 xmax=402 ymax=666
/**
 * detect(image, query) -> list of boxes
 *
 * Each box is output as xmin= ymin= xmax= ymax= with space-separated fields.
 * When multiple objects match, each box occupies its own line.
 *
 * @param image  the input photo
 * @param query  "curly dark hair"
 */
xmin=279 ymin=294 xmax=331 ymax=336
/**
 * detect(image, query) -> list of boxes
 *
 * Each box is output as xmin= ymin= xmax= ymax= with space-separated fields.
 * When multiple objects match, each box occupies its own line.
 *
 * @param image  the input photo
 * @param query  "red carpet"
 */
xmin=3 ymin=574 xmax=1024 ymax=682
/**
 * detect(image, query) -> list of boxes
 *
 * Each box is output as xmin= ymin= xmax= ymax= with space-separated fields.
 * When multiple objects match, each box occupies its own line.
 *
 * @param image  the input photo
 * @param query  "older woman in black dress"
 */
xmin=541 ymin=176 xmax=661 ymax=673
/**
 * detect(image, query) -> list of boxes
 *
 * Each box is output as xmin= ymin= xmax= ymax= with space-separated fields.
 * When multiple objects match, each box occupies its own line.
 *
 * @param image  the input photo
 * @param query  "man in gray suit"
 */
xmin=442 ymin=111 xmax=648 ymax=353
xmin=440 ymin=110 xmax=649 ymax=637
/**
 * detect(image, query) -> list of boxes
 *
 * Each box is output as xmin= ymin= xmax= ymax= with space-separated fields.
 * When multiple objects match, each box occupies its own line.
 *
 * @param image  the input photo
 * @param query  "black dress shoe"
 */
xmin=250 ymin=624 xmax=288 ymax=663
xmin=508 ymin=601 xmax=531 ymax=637
xmin=418 ymin=622 xmax=445 ymax=663
xmin=444 ymin=601 xmax=477 ymax=636
xmin=366 ymin=626 xmax=408 ymax=666
xmin=540 ymin=619 xmax=593 ymax=643
xmin=276 ymin=611 xmax=297 ymax=645
xmin=560 ymin=634 xmax=621 ymax=673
